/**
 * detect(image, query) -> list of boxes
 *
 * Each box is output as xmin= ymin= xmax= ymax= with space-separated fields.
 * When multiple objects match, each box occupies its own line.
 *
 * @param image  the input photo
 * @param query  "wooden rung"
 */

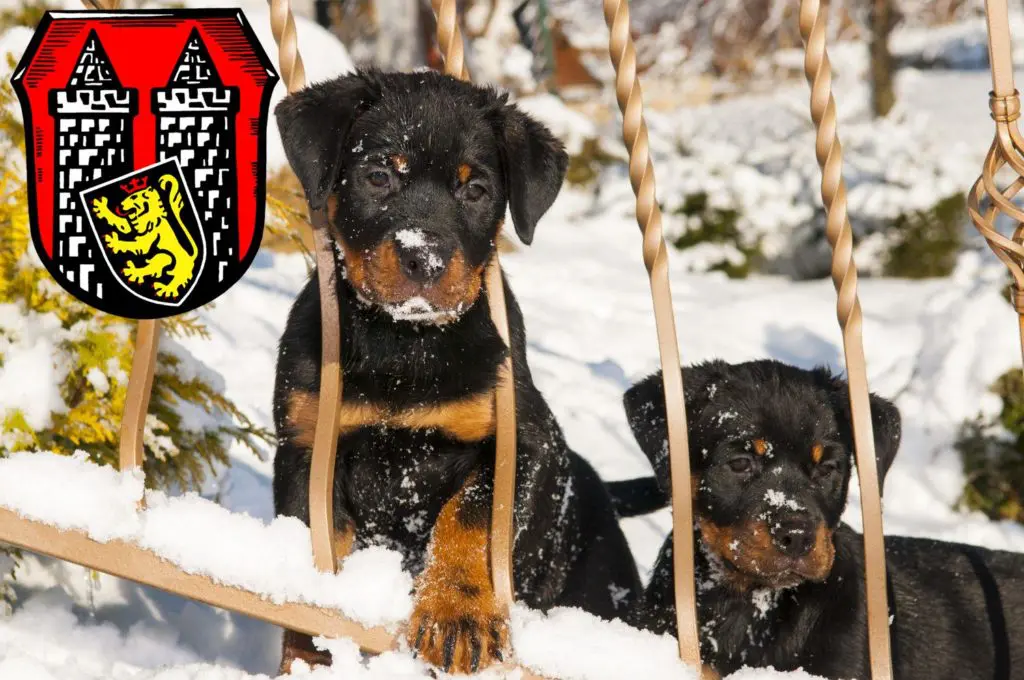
xmin=0 ymin=507 xmax=396 ymax=652
xmin=0 ymin=507 xmax=554 ymax=678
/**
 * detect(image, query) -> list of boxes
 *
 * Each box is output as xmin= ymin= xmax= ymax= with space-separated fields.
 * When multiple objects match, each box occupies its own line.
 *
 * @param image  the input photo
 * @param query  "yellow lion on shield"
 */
xmin=90 ymin=174 xmax=199 ymax=299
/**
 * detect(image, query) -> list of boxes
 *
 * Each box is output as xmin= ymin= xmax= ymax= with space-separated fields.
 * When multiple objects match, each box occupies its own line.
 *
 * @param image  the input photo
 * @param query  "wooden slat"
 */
xmin=0 ymin=508 xmax=556 ymax=678
xmin=0 ymin=507 xmax=396 ymax=652
xmin=119 ymin=319 xmax=159 ymax=474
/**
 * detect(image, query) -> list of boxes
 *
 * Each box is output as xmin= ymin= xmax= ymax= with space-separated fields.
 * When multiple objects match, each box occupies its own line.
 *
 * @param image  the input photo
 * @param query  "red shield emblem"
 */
xmin=11 ymin=10 xmax=279 ymax=319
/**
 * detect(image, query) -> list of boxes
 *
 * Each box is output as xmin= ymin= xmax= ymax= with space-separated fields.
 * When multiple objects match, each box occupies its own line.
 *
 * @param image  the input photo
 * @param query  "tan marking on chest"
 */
xmin=392 ymin=391 xmax=496 ymax=441
xmin=286 ymin=389 xmax=495 ymax=448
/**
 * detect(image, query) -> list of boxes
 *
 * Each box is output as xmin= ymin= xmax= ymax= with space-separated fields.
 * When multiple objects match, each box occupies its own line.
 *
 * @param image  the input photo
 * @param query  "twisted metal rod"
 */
xmin=602 ymin=0 xmax=700 ymax=670
xmin=270 ymin=0 xmax=342 ymax=574
xmin=430 ymin=0 xmax=471 ymax=82
xmin=430 ymin=0 xmax=518 ymax=614
xmin=270 ymin=0 xmax=307 ymax=95
xmin=799 ymin=1 xmax=892 ymax=678
xmin=968 ymin=0 xmax=1024 ymax=364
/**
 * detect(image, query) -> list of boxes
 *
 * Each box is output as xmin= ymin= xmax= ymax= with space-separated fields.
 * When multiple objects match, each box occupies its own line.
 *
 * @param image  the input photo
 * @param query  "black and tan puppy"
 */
xmin=271 ymin=70 xmax=640 ymax=674
xmin=611 ymin=359 xmax=1024 ymax=679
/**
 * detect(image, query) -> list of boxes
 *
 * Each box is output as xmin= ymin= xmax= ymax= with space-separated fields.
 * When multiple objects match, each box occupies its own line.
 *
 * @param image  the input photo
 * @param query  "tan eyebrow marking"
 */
xmin=811 ymin=442 xmax=824 ymax=464
xmin=752 ymin=439 xmax=768 ymax=456
xmin=390 ymin=154 xmax=409 ymax=174
xmin=457 ymin=163 xmax=472 ymax=184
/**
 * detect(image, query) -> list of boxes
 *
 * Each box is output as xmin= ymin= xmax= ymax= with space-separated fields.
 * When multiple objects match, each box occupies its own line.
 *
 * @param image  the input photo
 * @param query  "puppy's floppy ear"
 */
xmin=496 ymin=104 xmax=569 ymax=245
xmin=623 ymin=360 xmax=729 ymax=482
xmin=623 ymin=372 xmax=671 ymax=477
xmin=274 ymin=72 xmax=381 ymax=211
xmin=821 ymin=369 xmax=903 ymax=487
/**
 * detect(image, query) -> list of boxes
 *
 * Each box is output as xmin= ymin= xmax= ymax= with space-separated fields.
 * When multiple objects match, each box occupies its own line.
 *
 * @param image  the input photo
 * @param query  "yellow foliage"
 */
xmin=264 ymin=166 xmax=314 ymax=258
xmin=0 ymin=1 xmax=56 ymax=35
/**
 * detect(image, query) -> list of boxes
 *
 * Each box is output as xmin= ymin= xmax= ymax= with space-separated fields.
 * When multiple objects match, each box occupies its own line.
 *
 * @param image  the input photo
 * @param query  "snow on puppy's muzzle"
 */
xmin=393 ymin=228 xmax=454 ymax=286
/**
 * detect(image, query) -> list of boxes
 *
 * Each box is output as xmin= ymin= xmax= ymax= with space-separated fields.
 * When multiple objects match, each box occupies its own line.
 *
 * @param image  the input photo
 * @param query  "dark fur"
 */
xmin=611 ymin=359 xmax=1024 ymax=679
xmin=271 ymin=71 xmax=640 ymax=672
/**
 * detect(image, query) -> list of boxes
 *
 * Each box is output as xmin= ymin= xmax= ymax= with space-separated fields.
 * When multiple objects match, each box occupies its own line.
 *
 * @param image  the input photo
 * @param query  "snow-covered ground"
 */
xmin=3 ymin=4 xmax=1024 ymax=679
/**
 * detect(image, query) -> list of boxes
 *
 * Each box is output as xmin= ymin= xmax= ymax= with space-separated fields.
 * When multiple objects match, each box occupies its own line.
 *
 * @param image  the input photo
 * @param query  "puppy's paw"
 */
xmin=407 ymin=584 xmax=508 ymax=674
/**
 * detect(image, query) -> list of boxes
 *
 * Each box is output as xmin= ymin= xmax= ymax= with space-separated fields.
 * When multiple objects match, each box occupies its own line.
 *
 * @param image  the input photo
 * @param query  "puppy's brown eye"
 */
xmin=727 ymin=456 xmax=753 ymax=474
xmin=814 ymin=460 xmax=841 ymax=478
xmin=462 ymin=182 xmax=486 ymax=202
xmin=367 ymin=170 xmax=390 ymax=188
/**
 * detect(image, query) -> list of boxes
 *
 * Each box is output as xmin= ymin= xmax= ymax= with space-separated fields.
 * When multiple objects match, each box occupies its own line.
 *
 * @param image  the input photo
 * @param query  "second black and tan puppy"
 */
xmin=612 ymin=359 xmax=1024 ymax=679
xmin=271 ymin=70 xmax=640 ymax=674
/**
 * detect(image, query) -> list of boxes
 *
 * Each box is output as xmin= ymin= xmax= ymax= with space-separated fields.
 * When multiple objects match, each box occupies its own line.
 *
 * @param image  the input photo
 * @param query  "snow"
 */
xmin=514 ymin=94 xmax=622 ymax=160
xmin=728 ymin=670 xmax=825 ymax=680
xmin=394 ymin=228 xmax=427 ymax=249
xmin=512 ymin=606 xmax=695 ymax=680
xmin=0 ymin=306 xmax=68 ymax=431
xmin=373 ymin=295 xmax=462 ymax=325
xmin=0 ymin=452 xmax=143 ymax=541
xmin=625 ymin=81 xmax=984 ymax=277
xmin=0 ymin=452 xmax=412 ymax=628
xmin=764 ymin=490 xmax=800 ymax=512
xmin=2 ymin=6 xmax=1024 ymax=680
xmin=750 ymin=590 xmax=779 ymax=621
xmin=891 ymin=14 xmax=1024 ymax=70
xmin=85 ymin=367 xmax=110 ymax=395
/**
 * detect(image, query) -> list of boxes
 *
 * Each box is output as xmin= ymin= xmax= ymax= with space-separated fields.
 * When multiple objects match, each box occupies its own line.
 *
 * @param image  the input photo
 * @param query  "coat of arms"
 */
xmin=11 ymin=10 xmax=279 ymax=318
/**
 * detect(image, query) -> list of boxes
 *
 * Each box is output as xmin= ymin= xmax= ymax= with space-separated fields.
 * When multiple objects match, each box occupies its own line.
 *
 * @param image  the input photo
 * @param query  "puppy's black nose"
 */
xmin=771 ymin=517 xmax=816 ymax=558
xmin=393 ymin=230 xmax=453 ymax=285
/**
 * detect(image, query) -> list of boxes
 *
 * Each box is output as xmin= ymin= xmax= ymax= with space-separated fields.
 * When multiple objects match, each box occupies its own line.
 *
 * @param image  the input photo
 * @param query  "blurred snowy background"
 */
xmin=1 ymin=0 xmax=1024 ymax=677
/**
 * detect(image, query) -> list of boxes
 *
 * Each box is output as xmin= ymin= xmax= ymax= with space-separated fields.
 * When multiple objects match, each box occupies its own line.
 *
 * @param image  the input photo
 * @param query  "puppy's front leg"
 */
xmin=408 ymin=473 xmax=508 ymax=673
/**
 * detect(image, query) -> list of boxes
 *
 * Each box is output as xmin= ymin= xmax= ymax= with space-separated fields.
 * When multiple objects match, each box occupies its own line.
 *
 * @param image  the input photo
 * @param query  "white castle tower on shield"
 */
xmin=49 ymin=29 xmax=137 ymax=299
xmin=153 ymin=28 xmax=239 ymax=287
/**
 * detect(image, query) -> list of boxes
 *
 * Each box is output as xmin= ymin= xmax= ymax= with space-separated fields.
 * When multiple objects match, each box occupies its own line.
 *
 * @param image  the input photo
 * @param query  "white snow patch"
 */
xmin=511 ymin=605 xmax=698 ymax=680
xmin=608 ymin=583 xmax=631 ymax=611
xmin=394 ymin=229 xmax=427 ymax=249
xmin=715 ymin=410 xmax=739 ymax=426
xmin=764 ymin=490 xmax=801 ymax=512
xmin=0 ymin=306 xmax=69 ymax=431
xmin=514 ymin=94 xmax=623 ymax=161
xmin=85 ymin=367 xmax=110 ymax=396
xmin=379 ymin=297 xmax=459 ymax=326
xmin=0 ymin=452 xmax=143 ymax=541
xmin=751 ymin=589 xmax=778 ymax=620
xmin=0 ymin=452 xmax=412 ymax=628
